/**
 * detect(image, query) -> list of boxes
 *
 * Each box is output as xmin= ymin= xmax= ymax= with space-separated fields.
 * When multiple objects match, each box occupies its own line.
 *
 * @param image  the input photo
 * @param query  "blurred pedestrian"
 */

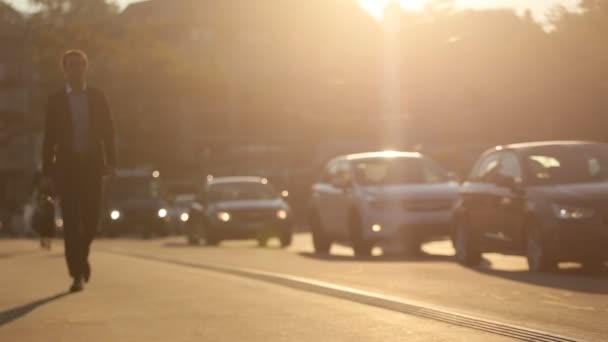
xmin=41 ymin=50 xmax=117 ymax=293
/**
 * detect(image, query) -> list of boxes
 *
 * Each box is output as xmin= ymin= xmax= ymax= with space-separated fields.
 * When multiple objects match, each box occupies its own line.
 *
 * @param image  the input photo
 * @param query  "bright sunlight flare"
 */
xmin=358 ymin=0 xmax=389 ymax=20
xmin=358 ymin=0 xmax=426 ymax=20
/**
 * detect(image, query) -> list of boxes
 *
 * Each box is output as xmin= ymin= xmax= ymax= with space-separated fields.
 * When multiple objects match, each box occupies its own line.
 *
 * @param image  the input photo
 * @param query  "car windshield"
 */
xmin=352 ymin=157 xmax=449 ymax=186
xmin=208 ymin=182 xmax=277 ymax=202
xmin=107 ymin=177 xmax=159 ymax=199
xmin=174 ymin=195 xmax=195 ymax=205
xmin=525 ymin=145 xmax=608 ymax=185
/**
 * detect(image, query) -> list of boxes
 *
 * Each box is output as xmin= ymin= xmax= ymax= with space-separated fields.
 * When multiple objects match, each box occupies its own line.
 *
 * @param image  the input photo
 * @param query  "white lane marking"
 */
xmin=491 ymin=294 xmax=507 ymax=301
xmin=542 ymin=301 xmax=596 ymax=312
xmin=102 ymin=249 xmax=585 ymax=342
xmin=540 ymin=293 xmax=563 ymax=301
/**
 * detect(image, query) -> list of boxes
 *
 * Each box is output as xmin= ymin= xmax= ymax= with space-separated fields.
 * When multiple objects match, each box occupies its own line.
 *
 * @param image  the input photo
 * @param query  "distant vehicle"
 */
xmin=188 ymin=177 xmax=293 ymax=247
xmin=453 ymin=141 xmax=608 ymax=272
xmin=168 ymin=193 xmax=196 ymax=234
xmin=309 ymin=151 xmax=460 ymax=257
xmin=100 ymin=168 xmax=170 ymax=237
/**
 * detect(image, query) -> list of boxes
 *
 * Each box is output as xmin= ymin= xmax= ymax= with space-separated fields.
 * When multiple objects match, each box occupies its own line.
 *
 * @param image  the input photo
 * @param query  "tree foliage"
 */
xmin=17 ymin=0 xmax=608 ymax=170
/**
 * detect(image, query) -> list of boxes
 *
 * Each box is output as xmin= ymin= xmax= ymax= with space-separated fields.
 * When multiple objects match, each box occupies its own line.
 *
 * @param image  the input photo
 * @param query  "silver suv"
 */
xmin=309 ymin=151 xmax=460 ymax=257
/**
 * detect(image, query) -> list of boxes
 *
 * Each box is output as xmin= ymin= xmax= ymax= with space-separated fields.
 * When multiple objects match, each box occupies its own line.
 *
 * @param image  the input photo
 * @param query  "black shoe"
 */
xmin=70 ymin=277 xmax=84 ymax=293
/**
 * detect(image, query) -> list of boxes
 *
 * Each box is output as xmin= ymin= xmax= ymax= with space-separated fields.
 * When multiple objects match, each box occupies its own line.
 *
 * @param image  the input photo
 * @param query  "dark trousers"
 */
xmin=57 ymin=157 xmax=102 ymax=279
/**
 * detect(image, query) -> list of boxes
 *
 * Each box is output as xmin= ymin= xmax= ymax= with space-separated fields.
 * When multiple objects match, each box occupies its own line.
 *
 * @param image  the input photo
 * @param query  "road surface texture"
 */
xmin=1 ymin=234 xmax=606 ymax=341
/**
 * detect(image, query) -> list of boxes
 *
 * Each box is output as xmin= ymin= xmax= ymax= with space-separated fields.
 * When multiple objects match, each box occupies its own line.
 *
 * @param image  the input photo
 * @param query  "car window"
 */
xmin=208 ymin=182 xmax=277 ymax=202
xmin=320 ymin=159 xmax=340 ymax=184
xmin=525 ymin=145 xmax=608 ymax=185
xmin=107 ymin=177 xmax=159 ymax=199
xmin=422 ymin=158 xmax=451 ymax=183
xmin=352 ymin=157 xmax=448 ymax=186
xmin=335 ymin=160 xmax=352 ymax=184
xmin=498 ymin=152 xmax=522 ymax=180
xmin=470 ymin=153 xmax=501 ymax=182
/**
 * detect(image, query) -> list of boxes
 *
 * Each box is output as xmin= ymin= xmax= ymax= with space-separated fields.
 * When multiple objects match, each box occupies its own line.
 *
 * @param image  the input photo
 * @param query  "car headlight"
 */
xmin=552 ymin=204 xmax=595 ymax=219
xmin=371 ymin=224 xmax=382 ymax=232
xmin=217 ymin=211 xmax=231 ymax=222
xmin=180 ymin=212 xmax=190 ymax=222
xmin=276 ymin=209 xmax=288 ymax=220
xmin=158 ymin=208 xmax=168 ymax=218
xmin=110 ymin=210 xmax=121 ymax=221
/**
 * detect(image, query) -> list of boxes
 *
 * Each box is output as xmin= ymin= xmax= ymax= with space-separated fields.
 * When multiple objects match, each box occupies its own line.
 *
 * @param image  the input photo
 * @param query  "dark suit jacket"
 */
xmin=42 ymin=86 xmax=117 ymax=179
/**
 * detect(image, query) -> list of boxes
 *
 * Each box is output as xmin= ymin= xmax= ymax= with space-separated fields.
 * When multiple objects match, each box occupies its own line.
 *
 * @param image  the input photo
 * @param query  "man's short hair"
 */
xmin=61 ymin=49 xmax=88 ymax=69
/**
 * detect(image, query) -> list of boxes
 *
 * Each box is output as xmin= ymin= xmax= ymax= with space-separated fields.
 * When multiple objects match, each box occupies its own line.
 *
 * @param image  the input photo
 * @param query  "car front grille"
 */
xmin=403 ymin=199 xmax=454 ymax=212
xmin=231 ymin=209 xmax=276 ymax=222
xmin=121 ymin=209 xmax=159 ymax=221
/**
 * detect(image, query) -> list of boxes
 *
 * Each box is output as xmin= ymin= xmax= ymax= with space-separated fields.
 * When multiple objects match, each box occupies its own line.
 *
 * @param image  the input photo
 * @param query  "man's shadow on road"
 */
xmin=0 ymin=292 xmax=70 ymax=327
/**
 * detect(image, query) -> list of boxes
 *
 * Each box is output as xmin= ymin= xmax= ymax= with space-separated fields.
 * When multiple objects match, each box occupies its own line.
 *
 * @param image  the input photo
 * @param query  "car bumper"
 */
xmin=362 ymin=210 xmax=454 ymax=242
xmin=209 ymin=219 xmax=292 ymax=239
xmin=544 ymin=219 xmax=608 ymax=259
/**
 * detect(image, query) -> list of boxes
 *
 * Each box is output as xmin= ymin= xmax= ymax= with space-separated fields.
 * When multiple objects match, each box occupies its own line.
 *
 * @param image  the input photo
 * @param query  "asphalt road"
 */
xmin=1 ymin=234 xmax=607 ymax=341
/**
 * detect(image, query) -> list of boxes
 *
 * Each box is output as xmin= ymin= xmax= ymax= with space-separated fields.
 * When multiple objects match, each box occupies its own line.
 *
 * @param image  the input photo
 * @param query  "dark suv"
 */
xmin=100 ymin=170 xmax=170 ymax=237
xmin=453 ymin=141 xmax=608 ymax=272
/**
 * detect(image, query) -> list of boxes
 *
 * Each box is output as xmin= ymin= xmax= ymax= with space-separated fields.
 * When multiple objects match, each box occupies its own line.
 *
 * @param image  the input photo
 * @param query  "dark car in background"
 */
xmin=187 ymin=177 xmax=293 ymax=247
xmin=100 ymin=168 xmax=170 ymax=237
xmin=453 ymin=141 xmax=608 ymax=272
xmin=168 ymin=193 xmax=196 ymax=235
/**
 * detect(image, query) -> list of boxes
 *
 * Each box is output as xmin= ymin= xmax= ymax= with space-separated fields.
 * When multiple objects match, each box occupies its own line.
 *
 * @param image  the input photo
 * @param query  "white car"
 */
xmin=309 ymin=151 xmax=460 ymax=256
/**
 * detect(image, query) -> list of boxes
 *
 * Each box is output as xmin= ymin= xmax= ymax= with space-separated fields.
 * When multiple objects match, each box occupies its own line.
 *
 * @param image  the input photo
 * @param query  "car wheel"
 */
xmin=141 ymin=229 xmax=152 ymax=240
xmin=204 ymin=227 xmax=221 ymax=247
xmin=257 ymin=236 xmax=268 ymax=248
xmin=349 ymin=213 xmax=372 ymax=258
xmin=186 ymin=216 xmax=201 ymax=245
xmin=310 ymin=211 xmax=331 ymax=254
xmin=453 ymin=217 xmax=482 ymax=267
xmin=155 ymin=223 xmax=169 ymax=237
xmin=526 ymin=227 xmax=556 ymax=272
xmin=101 ymin=223 xmax=118 ymax=238
xmin=582 ymin=257 xmax=605 ymax=275
xmin=402 ymin=232 xmax=422 ymax=257
xmin=205 ymin=236 xmax=221 ymax=246
xmin=279 ymin=227 xmax=293 ymax=248
xmin=187 ymin=235 xmax=200 ymax=245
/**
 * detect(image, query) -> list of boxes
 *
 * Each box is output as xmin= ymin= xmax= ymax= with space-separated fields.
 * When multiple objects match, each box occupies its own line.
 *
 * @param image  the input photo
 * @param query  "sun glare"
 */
xmin=400 ymin=0 xmax=426 ymax=12
xmin=358 ymin=0 xmax=390 ymax=20
xmin=358 ymin=0 xmax=426 ymax=20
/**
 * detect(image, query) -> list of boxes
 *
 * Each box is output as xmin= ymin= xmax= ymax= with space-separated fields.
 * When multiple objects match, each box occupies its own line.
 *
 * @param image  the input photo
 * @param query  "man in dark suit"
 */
xmin=41 ymin=50 xmax=117 ymax=292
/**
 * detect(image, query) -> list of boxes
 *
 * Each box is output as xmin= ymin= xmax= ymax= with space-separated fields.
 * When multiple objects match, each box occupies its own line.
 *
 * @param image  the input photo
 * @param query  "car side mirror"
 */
xmin=332 ymin=177 xmax=351 ymax=189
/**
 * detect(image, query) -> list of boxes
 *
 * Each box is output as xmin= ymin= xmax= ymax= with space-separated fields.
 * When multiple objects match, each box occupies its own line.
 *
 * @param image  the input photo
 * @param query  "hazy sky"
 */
xmin=5 ymin=0 xmax=581 ymax=23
